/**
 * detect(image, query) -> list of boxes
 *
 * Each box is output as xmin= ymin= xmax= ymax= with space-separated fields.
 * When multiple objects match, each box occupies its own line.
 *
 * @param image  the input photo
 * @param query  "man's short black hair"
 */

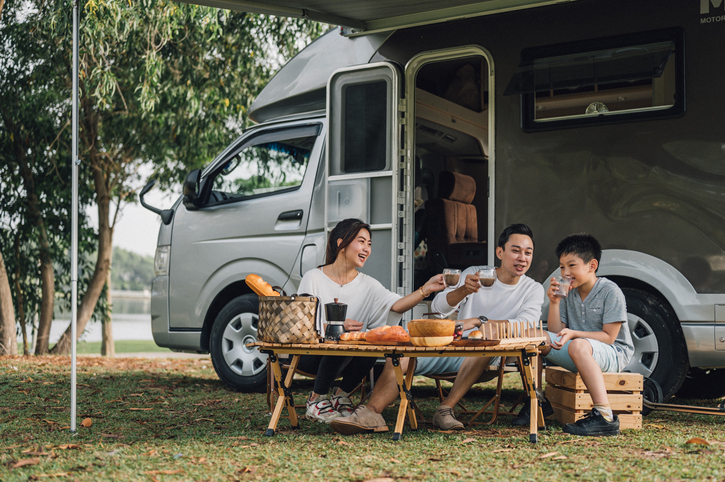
xmin=556 ymin=233 xmax=602 ymax=265
xmin=498 ymin=223 xmax=535 ymax=249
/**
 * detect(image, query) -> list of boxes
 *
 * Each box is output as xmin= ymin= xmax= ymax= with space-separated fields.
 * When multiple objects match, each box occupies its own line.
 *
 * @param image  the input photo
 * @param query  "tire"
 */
xmin=209 ymin=294 xmax=267 ymax=393
xmin=676 ymin=368 xmax=725 ymax=400
xmin=642 ymin=377 xmax=663 ymax=416
xmin=621 ymin=288 xmax=688 ymax=400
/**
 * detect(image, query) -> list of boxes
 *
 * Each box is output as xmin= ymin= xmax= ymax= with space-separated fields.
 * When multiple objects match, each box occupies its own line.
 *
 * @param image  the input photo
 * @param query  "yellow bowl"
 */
xmin=408 ymin=319 xmax=455 ymax=337
xmin=410 ymin=336 xmax=454 ymax=347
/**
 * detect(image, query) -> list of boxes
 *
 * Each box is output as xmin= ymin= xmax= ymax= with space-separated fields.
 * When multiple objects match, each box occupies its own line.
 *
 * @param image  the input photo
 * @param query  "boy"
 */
xmin=542 ymin=234 xmax=633 ymax=436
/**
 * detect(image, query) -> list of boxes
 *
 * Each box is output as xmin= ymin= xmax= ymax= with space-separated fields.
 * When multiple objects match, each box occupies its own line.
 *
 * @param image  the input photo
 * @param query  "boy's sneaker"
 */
xmin=306 ymin=394 xmax=340 ymax=423
xmin=330 ymin=405 xmax=389 ymax=434
xmin=563 ymin=408 xmax=620 ymax=436
xmin=432 ymin=405 xmax=464 ymax=430
xmin=511 ymin=397 xmax=554 ymax=426
xmin=330 ymin=391 xmax=355 ymax=417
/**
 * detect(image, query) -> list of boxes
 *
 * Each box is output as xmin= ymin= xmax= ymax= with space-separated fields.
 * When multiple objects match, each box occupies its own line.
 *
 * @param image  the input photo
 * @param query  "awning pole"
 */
xmin=70 ymin=0 xmax=79 ymax=434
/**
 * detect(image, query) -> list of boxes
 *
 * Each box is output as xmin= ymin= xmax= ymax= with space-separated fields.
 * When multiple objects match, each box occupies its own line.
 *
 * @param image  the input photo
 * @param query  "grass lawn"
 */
xmin=1 ymin=356 xmax=723 ymax=481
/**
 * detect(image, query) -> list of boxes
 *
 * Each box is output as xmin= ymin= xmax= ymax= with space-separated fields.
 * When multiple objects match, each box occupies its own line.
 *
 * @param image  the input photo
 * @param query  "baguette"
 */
xmin=245 ymin=274 xmax=280 ymax=297
xmin=366 ymin=325 xmax=410 ymax=343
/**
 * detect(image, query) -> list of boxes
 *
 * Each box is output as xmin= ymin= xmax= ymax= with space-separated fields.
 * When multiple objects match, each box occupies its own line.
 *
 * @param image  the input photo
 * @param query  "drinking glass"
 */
xmin=554 ymin=276 xmax=572 ymax=297
xmin=443 ymin=268 xmax=461 ymax=288
xmin=477 ymin=266 xmax=496 ymax=287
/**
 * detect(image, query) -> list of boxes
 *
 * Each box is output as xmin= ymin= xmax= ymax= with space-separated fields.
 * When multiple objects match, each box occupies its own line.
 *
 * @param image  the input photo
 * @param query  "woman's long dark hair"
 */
xmin=324 ymin=218 xmax=371 ymax=265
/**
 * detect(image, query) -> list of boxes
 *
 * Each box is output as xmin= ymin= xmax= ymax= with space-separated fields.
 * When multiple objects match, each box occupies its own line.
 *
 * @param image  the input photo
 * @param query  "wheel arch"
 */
xmin=200 ymin=281 xmax=255 ymax=352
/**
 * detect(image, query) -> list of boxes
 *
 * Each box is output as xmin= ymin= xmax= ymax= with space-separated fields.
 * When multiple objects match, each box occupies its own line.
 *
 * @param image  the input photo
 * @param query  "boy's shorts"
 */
xmin=543 ymin=332 xmax=620 ymax=373
xmin=414 ymin=356 xmax=503 ymax=376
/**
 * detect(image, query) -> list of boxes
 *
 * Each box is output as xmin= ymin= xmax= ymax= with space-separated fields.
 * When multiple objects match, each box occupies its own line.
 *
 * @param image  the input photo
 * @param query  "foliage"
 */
xmin=110 ymin=247 xmax=154 ymax=292
xmin=0 ymin=0 xmax=323 ymax=353
xmin=0 ymin=358 xmax=724 ymax=481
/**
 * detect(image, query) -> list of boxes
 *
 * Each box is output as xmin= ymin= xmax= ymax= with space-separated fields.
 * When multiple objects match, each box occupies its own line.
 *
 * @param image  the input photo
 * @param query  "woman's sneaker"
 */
xmin=306 ymin=394 xmax=341 ymax=422
xmin=563 ymin=408 xmax=619 ymax=436
xmin=330 ymin=391 xmax=355 ymax=417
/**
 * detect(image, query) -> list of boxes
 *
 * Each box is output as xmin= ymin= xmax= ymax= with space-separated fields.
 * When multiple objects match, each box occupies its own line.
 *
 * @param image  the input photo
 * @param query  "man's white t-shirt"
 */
xmin=298 ymin=268 xmax=402 ymax=332
xmin=430 ymin=266 xmax=545 ymax=326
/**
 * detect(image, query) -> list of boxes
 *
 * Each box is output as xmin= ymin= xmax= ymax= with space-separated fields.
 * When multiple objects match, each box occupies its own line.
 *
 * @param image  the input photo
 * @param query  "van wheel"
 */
xmin=621 ymin=288 xmax=688 ymax=400
xmin=209 ymin=294 xmax=267 ymax=393
xmin=676 ymin=368 xmax=725 ymax=400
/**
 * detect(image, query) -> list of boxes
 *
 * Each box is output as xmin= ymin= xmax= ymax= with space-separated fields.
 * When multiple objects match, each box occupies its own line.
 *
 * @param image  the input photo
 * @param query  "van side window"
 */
xmin=342 ymin=81 xmax=387 ymax=173
xmin=208 ymin=134 xmax=315 ymax=205
xmin=506 ymin=28 xmax=685 ymax=131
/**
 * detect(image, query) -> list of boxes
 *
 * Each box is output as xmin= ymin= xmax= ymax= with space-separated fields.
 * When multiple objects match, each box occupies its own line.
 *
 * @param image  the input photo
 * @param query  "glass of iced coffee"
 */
xmin=477 ymin=266 xmax=497 ymax=288
xmin=443 ymin=268 xmax=461 ymax=288
xmin=554 ymin=276 xmax=572 ymax=297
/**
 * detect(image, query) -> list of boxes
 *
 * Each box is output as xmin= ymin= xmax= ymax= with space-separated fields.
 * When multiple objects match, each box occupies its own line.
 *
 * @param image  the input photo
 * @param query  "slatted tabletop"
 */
xmin=254 ymin=336 xmax=547 ymax=442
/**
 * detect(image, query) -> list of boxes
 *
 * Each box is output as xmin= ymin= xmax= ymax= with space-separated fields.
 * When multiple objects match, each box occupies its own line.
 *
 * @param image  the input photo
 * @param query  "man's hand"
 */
xmin=343 ymin=319 xmax=363 ymax=332
xmin=462 ymin=273 xmax=481 ymax=295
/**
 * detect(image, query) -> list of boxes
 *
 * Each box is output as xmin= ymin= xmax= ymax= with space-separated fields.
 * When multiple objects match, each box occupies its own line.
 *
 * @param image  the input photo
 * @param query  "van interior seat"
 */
xmin=425 ymin=171 xmax=487 ymax=271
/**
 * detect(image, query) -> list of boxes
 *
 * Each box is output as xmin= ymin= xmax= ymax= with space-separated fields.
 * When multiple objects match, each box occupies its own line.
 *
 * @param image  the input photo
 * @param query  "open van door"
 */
xmin=326 ymin=63 xmax=409 ymax=302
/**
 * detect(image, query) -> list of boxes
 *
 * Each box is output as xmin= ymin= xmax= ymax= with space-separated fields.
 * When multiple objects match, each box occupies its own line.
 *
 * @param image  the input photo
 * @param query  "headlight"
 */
xmin=154 ymin=245 xmax=170 ymax=276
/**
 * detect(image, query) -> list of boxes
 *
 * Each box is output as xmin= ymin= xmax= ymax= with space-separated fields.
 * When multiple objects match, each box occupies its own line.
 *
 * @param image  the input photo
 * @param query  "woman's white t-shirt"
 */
xmin=430 ymin=266 xmax=545 ymax=326
xmin=298 ymin=268 xmax=402 ymax=332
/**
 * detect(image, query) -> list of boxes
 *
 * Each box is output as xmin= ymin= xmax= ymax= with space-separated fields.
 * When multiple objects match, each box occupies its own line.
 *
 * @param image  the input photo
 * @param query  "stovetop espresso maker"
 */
xmin=324 ymin=298 xmax=347 ymax=341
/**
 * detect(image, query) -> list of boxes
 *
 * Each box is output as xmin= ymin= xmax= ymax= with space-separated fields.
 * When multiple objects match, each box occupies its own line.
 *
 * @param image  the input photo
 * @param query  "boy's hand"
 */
xmin=546 ymin=277 xmax=562 ymax=303
xmin=551 ymin=328 xmax=574 ymax=349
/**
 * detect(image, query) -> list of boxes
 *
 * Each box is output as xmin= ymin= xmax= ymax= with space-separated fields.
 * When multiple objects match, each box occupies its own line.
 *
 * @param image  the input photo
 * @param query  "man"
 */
xmin=330 ymin=223 xmax=545 ymax=434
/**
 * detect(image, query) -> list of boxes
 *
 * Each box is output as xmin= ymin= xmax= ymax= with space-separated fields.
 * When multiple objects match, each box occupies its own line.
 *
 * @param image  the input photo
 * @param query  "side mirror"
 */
xmin=139 ymin=179 xmax=174 ymax=225
xmin=182 ymin=169 xmax=202 ymax=210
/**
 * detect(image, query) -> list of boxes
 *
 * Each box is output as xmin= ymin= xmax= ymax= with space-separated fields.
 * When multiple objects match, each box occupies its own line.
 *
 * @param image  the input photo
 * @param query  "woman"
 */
xmin=298 ymin=218 xmax=445 ymax=422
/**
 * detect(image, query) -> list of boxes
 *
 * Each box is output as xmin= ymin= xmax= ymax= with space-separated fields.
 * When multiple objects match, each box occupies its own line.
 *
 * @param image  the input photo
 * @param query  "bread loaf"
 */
xmin=245 ymin=274 xmax=279 ymax=297
xmin=339 ymin=331 xmax=366 ymax=342
xmin=365 ymin=325 xmax=410 ymax=343
xmin=468 ymin=329 xmax=483 ymax=339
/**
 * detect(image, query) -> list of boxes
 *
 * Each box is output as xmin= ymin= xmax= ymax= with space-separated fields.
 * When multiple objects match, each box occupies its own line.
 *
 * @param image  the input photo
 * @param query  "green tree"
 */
xmin=0 ymin=0 xmax=323 ymax=355
xmin=110 ymin=248 xmax=154 ymax=291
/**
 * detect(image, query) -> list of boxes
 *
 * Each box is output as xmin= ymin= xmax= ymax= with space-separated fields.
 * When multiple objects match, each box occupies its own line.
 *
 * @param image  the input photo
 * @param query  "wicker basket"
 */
xmin=258 ymin=294 xmax=319 ymax=344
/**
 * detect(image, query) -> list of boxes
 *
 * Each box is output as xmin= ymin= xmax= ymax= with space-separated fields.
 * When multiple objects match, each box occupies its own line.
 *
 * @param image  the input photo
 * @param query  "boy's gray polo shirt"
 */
xmin=560 ymin=277 xmax=634 ymax=371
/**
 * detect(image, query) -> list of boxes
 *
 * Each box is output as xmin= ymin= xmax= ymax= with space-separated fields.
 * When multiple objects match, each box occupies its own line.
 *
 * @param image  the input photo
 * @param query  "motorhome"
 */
xmin=143 ymin=0 xmax=725 ymax=400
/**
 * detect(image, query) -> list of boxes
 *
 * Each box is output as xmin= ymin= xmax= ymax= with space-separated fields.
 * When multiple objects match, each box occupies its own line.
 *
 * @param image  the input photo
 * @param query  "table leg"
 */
xmin=265 ymin=353 xmax=299 ymax=436
xmin=390 ymin=355 xmax=412 ymax=441
xmin=518 ymin=351 xmax=539 ymax=444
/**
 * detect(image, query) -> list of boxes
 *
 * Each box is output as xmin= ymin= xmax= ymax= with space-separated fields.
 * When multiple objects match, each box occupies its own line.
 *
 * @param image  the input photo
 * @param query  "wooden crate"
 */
xmin=545 ymin=366 xmax=643 ymax=430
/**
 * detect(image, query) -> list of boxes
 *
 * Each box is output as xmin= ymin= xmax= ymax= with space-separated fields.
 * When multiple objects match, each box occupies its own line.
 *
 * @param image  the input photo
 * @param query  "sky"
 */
xmin=85 ymin=172 xmax=177 ymax=259
xmin=112 ymin=186 xmax=176 ymax=258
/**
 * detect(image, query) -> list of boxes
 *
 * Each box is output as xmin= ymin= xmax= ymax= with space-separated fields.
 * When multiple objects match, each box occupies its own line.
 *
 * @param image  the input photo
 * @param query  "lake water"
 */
xmin=47 ymin=294 xmax=153 ymax=343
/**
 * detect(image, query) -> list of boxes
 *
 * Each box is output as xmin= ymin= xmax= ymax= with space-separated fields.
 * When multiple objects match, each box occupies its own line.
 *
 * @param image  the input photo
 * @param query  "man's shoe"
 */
xmin=330 ymin=391 xmax=355 ymax=417
xmin=511 ymin=397 xmax=554 ymax=426
xmin=563 ymin=408 xmax=620 ymax=436
xmin=432 ymin=405 xmax=464 ymax=430
xmin=330 ymin=405 xmax=389 ymax=434
xmin=306 ymin=393 xmax=341 ymax=423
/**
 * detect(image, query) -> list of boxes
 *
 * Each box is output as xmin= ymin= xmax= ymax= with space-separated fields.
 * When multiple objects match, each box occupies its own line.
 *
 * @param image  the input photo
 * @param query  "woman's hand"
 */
xmin=343 ymin=318 xmax=363 ymax=332
xmin=423 ymin=274 xmax=446 ymax=295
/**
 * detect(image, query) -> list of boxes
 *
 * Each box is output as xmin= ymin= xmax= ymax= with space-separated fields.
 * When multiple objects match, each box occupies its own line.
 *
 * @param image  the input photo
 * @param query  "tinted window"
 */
xmin=506 ymin=29 xmax=684 ymax=131
xmin=343 ymin=81 xmax=387 ymax=172
xmin=209 ymin=135 xmax=314 ymax=204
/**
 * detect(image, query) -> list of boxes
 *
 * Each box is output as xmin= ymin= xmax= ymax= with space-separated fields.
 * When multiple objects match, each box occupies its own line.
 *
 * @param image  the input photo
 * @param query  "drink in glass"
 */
xmin=554 ymin=276 xmax=572 ymax=297
xmin=443 ymin=268 xmax=461 ymax=287
xmin=478 ymin=266 xmax=496 ymax=287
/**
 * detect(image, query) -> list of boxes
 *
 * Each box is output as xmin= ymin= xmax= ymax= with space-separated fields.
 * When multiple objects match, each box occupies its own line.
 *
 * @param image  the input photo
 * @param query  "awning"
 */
xmin=174 ymin=0 xmax=578 ymax=34
xmin=504 ymin=40 xmax=675 ymax=96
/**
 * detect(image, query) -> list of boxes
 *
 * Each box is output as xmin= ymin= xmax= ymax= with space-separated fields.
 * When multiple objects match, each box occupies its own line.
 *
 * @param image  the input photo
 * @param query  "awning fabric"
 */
xmin=174 ymin=0 xmax=577 ymax=34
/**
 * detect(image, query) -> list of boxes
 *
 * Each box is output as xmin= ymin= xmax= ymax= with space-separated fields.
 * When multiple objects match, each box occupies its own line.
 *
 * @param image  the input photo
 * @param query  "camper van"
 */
xmin=143 ymin=0 xmax=725 ymax=400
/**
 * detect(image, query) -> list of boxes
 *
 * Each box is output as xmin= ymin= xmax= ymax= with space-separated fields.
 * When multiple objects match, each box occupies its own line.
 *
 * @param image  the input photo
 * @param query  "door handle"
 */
xmin=277 ymin=210 xmax=303 ymax=221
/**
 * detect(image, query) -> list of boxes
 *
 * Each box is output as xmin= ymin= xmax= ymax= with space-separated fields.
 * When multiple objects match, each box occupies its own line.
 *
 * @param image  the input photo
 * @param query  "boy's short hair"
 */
xmin=498 ymin=223 xmax=535 ymax=249
xmin=556 ymin=233 xmax=602 ymax=266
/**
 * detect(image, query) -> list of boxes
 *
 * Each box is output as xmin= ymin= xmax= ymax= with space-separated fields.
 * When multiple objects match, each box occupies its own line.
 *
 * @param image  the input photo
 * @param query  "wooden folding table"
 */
xmin=253 ymin=336 xmax=547 ymax=442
